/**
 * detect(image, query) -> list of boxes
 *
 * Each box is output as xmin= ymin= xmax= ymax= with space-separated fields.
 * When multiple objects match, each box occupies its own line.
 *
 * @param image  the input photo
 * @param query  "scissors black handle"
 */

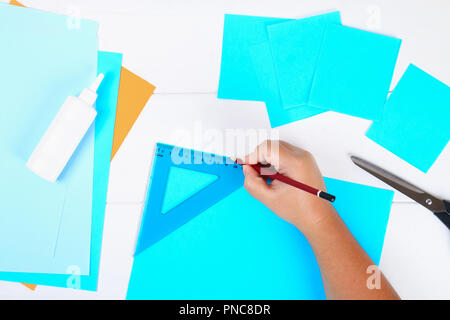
xmin=434 ymin=200 xmax=450 ymax=230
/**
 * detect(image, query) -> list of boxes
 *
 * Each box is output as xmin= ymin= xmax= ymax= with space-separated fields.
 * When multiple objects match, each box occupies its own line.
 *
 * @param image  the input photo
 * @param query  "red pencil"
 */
xmin=237 ymin=161 xmax=336 ymax=203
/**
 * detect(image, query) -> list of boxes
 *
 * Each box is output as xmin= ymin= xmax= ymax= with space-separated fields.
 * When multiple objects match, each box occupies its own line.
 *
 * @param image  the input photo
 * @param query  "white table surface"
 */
xmin=1 ymin=0 xmax=449 ymax=300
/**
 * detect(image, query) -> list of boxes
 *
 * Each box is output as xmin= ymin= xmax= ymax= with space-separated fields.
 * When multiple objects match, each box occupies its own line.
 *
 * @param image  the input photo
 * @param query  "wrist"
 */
xmin=292 ymin=202 xmax=340 ymax=240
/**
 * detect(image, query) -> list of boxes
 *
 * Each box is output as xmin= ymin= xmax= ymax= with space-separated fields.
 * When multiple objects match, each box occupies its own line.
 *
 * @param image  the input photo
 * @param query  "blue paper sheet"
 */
xmin=127 ymin=177 xmax=393 ymax=299
xmin=309 ymin=24 xmax=401 ymax=120
xmin=366 ymin=64 xmax=450 ymax=172
xmin=0 ymin=51 xmax=122 ymax=290
xmin=162 ymin=167 xmax=218 ymax=214
xmin=267 ymin=11 xmax=341 ymax=108
xmin=217 ymin=14 xmax=291 ymax=101
xmin=249 ymin=41 xmax=324 ymax=127
xmin=0 ymin=4 xmax=98 ymax=274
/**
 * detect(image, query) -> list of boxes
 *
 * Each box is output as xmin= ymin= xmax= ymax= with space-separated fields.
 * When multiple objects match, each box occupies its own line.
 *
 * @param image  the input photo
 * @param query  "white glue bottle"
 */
xmin=27 ymin=74 xmax=104 ymax=182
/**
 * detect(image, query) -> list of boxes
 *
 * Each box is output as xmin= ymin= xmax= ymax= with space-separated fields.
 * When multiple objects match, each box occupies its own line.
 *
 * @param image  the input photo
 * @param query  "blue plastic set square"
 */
xmin=135 ymin=143 xmax=244 ymax=254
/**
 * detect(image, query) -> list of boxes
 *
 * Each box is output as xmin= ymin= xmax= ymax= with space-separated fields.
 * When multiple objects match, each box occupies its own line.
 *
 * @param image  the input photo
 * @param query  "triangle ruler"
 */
xmin=135 ymin=143 xmax=244 ymax=254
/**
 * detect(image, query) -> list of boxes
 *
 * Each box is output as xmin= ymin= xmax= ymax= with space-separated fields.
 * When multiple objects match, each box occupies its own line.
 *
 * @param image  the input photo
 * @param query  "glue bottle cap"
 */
xmin=79 ymin=73 xmax=104 ymax=106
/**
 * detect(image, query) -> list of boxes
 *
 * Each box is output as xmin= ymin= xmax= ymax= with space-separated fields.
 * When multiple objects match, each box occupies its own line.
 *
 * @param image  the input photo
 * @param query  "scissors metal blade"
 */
xmin=350 ymin=156 xmax=446 ymax=213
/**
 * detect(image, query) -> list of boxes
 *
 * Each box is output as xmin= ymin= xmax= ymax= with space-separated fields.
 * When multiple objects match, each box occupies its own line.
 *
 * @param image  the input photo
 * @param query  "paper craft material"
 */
xmin=161 ymin=166 xmax=219 ymax=214
xmin=309 ymin=24 xmax=401 ymax=120
xmin=22 ymin=283 xmax=36 ymax=291
xmin=9 ymin=0 xmax=149 ymax=290
xmin=9 ymin=0 xmax=24 ymax=7
xmin=267 ymin=11 xmax=341 ymax=108
xmin=135 ymin=144 xmax=243 ymax=253
xmin=0 ymin=51 xmax=122 ymax=290
xmin=366 ymin=64 xmax=450 ymax=172
xmin=127 ymin=144 xmax=393 ymax=299
xmin=111 ymin=67 xmax=156 ymax=160
xmin=8 ymin=2 xmax=152 ymax=292
xmin=0 ymin=3 xmax=98 ymax=274
xmin=217 ymin=14 xmax=291 ymax=101
xmin=249 ymin=41 xmax=324 ymax=127
xmin=9 ymin=0 xmax=38 ymax=291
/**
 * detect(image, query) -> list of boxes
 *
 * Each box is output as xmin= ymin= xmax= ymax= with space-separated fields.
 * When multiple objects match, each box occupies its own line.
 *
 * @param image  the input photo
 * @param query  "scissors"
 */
xmin=351 ymin=156 xmax=450 ymax=230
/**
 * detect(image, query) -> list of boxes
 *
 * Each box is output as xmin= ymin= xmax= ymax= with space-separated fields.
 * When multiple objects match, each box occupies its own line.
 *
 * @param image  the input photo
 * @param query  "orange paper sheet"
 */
xmin=22 ymin=283 xmax=37 ymax=291
xmin=112 ymin=68 xmax=156 ymax=160
xmin=10 ymin=0 xmax=25 ymax=7
xmin=9 ymin=0 xmax=155 ymax=291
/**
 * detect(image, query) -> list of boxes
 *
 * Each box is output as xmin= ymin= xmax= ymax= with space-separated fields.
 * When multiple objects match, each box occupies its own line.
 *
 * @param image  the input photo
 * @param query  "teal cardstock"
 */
xmin=366 ymin=64 xmax=450 ymax=172
xmin=127 ymin=176 xmax=393 ymax=299
xmin=267 ymin=11 xmax=341 ymax=108
xmin=249 ymin=41 xmax=324 ymax=127
xmin=309 ymin=24 xmax=401 ymax=120
xmin=217 ymin=14 xmax=291 ymax=101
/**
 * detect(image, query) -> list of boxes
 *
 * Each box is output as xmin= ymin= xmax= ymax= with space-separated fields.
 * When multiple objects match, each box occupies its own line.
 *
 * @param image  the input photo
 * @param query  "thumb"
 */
xmin=242 ymin=165 xmax=272 ymax=202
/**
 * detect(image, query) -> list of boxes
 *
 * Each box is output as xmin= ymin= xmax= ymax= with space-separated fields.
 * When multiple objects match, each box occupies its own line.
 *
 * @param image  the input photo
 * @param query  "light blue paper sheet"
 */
xmin=249 ymin=41 xmax=324 ymax=127
xmin=366 ymin=64 xmax=450 ymax=172
xmin=309 ymin=24 xmax=401 ymax=120
xmin=217 ymin=14 xmax=291 ymax=101
xmin=267 ymin=11 xmax=341 ymax=108
xmin=0 ymin=4 xmax=98 ymax=274
xmin=0 ymin=51 xmax=122 ymax=290
xmin=127 ymin=177 xmax=393 ymax=299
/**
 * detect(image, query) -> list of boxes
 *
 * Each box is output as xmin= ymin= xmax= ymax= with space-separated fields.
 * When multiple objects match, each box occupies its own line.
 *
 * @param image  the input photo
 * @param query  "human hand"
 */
xmin=239 ymin=140 xmax=337 ymax=236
